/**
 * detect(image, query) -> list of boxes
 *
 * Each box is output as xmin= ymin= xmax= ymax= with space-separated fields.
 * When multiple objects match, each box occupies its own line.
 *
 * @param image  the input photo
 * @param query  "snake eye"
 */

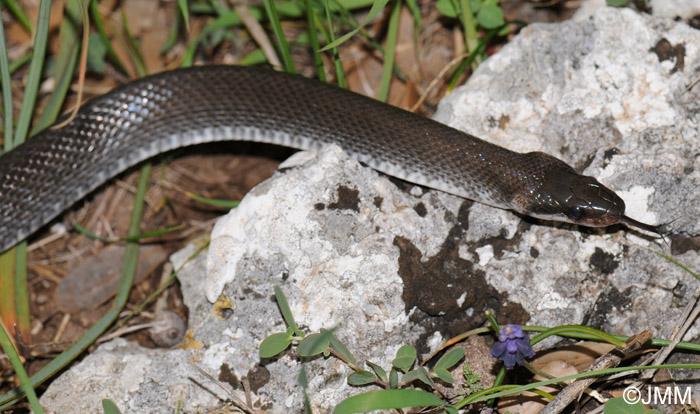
xmin=569 ymin=206 xmax=585 ymax=220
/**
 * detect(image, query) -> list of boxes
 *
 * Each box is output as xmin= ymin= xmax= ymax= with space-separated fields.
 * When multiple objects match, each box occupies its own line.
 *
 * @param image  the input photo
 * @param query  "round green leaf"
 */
xmin=259 ymin=332 xmax=292 ymax=358
xmin=392 ymin=345 xmax=417 ymax=372
xmin=348 ymin=371 xmax=377 ymax=386
xmin=476 ymin=4 xmax=504 ymax=29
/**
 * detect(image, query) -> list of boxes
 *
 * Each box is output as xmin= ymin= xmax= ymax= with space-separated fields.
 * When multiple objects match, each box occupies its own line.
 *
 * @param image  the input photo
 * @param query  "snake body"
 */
xmin=0 ymin=65 xmax=655 ymax=253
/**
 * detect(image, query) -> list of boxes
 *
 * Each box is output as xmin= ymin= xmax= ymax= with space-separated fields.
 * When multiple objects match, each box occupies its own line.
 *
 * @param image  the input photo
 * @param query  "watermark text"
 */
xmin=623 ymin=385 xmax=693 ymax=405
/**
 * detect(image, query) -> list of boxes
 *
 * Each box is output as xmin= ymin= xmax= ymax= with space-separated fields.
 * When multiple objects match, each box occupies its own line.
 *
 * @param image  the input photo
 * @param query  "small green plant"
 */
xmin=347 ymin=345 xmax=466 ymax=389
xmin=461 ymin=365 xmax=484 ymax=396
xmin=260 ymin=286 xmax=467 ymax=413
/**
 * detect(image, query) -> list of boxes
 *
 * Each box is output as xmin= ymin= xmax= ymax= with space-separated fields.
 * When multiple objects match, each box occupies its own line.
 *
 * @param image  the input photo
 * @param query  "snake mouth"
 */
xmin=528 ymin=211 xmax=663 ymax=234
xmin=526 ymin=212 xmax=618 ymax=227
xmin=620 ymin=215 xmax=664 ymax=235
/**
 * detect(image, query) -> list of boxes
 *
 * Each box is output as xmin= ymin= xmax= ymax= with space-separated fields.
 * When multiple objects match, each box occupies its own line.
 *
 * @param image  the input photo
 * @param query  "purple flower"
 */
xmin=490 ymin=324 xmax=535 ymax=369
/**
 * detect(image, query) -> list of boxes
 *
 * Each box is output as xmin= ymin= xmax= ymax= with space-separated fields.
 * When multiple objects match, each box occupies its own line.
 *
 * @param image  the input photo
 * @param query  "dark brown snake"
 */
xmin=0 ymin=65 xmax=658 ymax=253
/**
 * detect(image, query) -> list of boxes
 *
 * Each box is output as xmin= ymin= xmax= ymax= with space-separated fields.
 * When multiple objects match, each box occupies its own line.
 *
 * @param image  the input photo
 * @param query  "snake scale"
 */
xmin=0 ymin=65 xmax=658 ymax=253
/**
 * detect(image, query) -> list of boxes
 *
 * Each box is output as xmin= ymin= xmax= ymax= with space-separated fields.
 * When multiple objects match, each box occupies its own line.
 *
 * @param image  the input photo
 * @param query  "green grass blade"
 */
xmin=2 ymin=0 xmax=33 ymax=33
xmin=181 ymin=11 xmax=245 ymax=67
xmin=652 ymin=250 xmax=700 ymax=281
xmin=207 ymin=0 xmax=229 ymax=15
xmin=73 ymin=223 xmax=111 ymax=242
xmin=73 ymin=223 xmax=183 ymax=243
xmin=177 ymin=0 xmax=190 ymax=32
xmin=457 ymin=0 xmax=479 ymax=68
xmin=90 ymin=0 xmax=129 ymax=75
xmin=114 ymin=163 xmax=150 ymax=308
xmin=120 ymin=11 xmax=147 ymax=77
xmin=377 ymin=0 xmax=401 ymax=102
xmin=181 ymin=0 xmax=378 ymax=68
xmin=319 ymin=0 xmax=389 ymax=52
xmin=120 ymin=225 xmax=184 ymax=242
xmin=0 ymin=2 xmax=14 ymax=153
xmin=31 ymin=0 xmax=82 ymax=135
xmin=263 ymin=0 xmax=295 ymax=72
xmin=522 ymin=324 xmax=700 ymax=352
xmin=323 ymin=0 xmax=345 ymax=87
xmin=0 ymin=249 xmax=16 ymax=330
xmin=118 ymin=239 xmax=208 ymax=327
xmin=12 ymin=242 xmax=29 ymax=345
xmin=239 ymin=48 xmax=268 ymax=65
xmin=0 ymin=320 xmax=43 ymax=413
xmin=306 ymin=0 xmax=325 ymax=81
xmin=13 ymin=0 xmax=51 ymax=146
xmin=460 ymin=363 xmax=700 ymax=406
xmin=448 ymin=25 xmax=499 ymax=90
xmin=186 ymin=192 xmax=240 ymax=208
xmin=161 ymin=3 xmax=183 ymax=54
xmin=530 ymin=325 xmax=626 ymax=348
xmin=404 ymin=0 xmax=420 ymax=28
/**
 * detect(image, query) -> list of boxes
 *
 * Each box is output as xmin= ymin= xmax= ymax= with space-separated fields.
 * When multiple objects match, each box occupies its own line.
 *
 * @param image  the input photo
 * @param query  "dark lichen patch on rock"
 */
xmin=247 ymin=365 xmax=271 ymax=394
xmin=328 ymin=185 xmax=360 ymax=212
xmin=394 ymin=235 xmax=529 ymax=349
xmin=413 ymin=202 xmax=427 ymax=217
xmin=468 ymin=221 xmax=531 ymax=260
xmin=589 ymin=247 xmax=619 ymax=274
xmin=314 ymin=203 xmax=325 ymax=210
xmin=394 ymin=203 xmax=529 ymax=349
xmin=218 ymin=363 xmax=240 ymax=389
xmin=651 ymin=38 xmax=685 ymax=73
xmin=670 ymin=233 xmax=700 ymax=255
xmin=603 ymin=147 xmax=620 ymax=161
xmin=581 ymin=285 xmax=633 ymax=329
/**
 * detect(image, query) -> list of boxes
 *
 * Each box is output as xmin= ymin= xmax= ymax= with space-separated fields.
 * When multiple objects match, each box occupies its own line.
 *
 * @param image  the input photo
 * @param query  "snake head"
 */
xmin=523 ymin=168 xmax=626 ymax=227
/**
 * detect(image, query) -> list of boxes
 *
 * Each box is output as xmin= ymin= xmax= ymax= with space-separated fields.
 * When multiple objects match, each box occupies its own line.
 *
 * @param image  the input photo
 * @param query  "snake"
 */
xmin=0 ymin=65 xmax=659 ymax=253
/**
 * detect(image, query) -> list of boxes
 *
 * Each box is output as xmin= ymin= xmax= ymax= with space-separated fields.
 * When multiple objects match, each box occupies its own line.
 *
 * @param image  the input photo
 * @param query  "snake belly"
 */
xmin=0 ymin=65 xmax=584 ymax=252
